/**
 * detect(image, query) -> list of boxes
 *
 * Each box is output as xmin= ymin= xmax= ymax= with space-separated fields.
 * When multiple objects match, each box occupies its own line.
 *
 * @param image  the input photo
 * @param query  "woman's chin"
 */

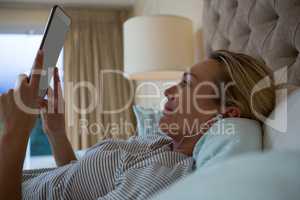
xmin=167 ymin=133 xmax=182 ymax=142
xmin=159 ymin=114 xmax=183 ymax=139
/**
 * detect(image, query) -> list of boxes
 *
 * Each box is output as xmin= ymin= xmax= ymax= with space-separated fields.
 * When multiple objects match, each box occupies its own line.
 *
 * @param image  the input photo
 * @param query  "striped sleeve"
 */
xmin=98 ymin=161 xmax=194 ymax=200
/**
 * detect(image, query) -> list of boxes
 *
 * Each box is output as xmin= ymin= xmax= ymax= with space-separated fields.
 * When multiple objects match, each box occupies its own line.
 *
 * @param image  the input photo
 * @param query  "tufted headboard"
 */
xmin=202 ymin=0 xmax=300 ymax=85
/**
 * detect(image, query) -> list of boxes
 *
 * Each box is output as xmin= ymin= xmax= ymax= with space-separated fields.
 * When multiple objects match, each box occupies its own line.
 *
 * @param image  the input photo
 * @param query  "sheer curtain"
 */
xmin=64 ymin=8 xmax=136 ymax=150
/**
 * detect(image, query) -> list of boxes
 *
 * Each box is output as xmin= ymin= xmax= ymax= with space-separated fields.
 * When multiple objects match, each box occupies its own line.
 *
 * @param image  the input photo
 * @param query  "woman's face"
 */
xmin=159 ymin=59 xmax=224 ymax=142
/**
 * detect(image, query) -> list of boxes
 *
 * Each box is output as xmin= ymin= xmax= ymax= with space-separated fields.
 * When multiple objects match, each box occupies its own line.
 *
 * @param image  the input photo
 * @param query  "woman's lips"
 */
xmin=163 ymin=102 xmax=176 ymax=115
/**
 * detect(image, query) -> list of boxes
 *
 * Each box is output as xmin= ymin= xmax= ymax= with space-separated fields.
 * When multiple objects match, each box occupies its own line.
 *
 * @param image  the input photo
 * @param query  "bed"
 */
xmin=138 ymin=1 xmax=300 ymax=199
xmin=22 ymin=1 xmax=300 ymax=199
xmin=201 ymin=0 xmax=300 ymax=152
xmin=203 ymin=0 xmax=300 ymax=86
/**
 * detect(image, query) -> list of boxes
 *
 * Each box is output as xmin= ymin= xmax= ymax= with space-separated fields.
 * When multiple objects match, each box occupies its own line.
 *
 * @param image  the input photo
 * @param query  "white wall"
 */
xmin=133 ymin=0 xmax=204 ymax=62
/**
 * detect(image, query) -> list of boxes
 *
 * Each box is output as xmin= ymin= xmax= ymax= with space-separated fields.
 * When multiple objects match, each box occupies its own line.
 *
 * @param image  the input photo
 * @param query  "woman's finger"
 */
xmin=54 ymin=67 xmax=64 ymax=113
xmin=47 ymin=87 xmax=55 ymax=113
xmin=47 ymin=87 xmax=54 ymax=100
xmin=54 ymin=68 xmax=63 ymax=93
xmin=15 ymin=74 xmax=29 ymax=89
xmin=54 ymin=67 xmax=60 ymax=85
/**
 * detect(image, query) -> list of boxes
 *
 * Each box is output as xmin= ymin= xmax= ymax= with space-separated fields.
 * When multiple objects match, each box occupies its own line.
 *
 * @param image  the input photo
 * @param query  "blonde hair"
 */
xmin=210 ymin=50 xmax=276 ymax=123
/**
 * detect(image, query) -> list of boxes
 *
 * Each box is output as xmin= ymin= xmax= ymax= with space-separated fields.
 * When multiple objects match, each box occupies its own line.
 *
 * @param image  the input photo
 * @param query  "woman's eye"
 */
xmin=181 ymin=80 xmax=189 ymax=87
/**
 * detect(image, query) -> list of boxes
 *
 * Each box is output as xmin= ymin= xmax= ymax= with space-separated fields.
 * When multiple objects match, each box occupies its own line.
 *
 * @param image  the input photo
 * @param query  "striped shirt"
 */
xmin=22 ymin=135 xmax=195 ymax=200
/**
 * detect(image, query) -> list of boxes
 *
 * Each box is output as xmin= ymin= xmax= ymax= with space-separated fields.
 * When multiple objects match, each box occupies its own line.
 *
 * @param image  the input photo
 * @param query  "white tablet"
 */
xmin=36 ymin=5 xmax=71 ymax=97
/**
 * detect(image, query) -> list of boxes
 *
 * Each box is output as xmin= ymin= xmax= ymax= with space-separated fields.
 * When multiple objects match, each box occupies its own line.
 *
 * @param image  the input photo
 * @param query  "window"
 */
xmin=0 ymin=34 xmax=63 ymax=157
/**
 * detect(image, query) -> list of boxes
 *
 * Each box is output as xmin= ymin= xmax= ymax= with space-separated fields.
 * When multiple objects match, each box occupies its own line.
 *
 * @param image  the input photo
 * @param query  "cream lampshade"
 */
xmin=123 ymin=15 xmax=194 ymax=80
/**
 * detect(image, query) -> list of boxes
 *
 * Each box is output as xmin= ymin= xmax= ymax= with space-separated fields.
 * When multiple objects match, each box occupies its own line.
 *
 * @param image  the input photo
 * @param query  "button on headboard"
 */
xmin=203 ymin=0 xmax=300 ymax=85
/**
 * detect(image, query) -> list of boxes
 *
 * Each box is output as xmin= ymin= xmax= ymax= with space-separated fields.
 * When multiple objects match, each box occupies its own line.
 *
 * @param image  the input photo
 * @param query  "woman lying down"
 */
xmin=0 ymin=50 xmax=275 ymax=200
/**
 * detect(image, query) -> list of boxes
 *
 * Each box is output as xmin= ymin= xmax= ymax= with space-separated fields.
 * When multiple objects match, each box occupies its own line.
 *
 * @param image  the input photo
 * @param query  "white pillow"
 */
xmin=152 ymin=151 xmax=300 ymax=200
xmin=263 ymin=88 xmax=300 ymax=151
xmin=193 ymin=117 xmax=262 ymax=169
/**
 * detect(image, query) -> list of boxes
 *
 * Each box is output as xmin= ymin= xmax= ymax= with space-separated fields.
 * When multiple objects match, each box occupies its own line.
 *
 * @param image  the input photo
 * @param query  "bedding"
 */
xmin=203 ymin=0 xmax=300 ymax=86
xmin=193 ymin=117 xmax=262 ymax=168
xmin=152 ymin=151 xmax=300 ymax=200
xmin=263 ymin=87 xmax=300 ymax=151
xmin=22 ymin=113 xmax=264 ymax=199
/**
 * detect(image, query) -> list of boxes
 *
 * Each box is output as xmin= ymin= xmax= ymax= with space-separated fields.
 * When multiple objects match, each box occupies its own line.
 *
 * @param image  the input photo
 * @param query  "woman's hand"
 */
xmin=39 ymin=67 xmax=66 ymax=138
xmin=0 ymin=50 xmax=43 ymax=135
xmin=38 ymin=67 xmax=77 ymax=166
xmin=0 ymin=50 xmax=43 ymax=200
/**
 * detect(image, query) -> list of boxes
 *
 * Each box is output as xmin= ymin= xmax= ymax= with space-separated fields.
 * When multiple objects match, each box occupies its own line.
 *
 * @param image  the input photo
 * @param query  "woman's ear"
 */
xmin=222 ymin=106 xmax=241 ymax=118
